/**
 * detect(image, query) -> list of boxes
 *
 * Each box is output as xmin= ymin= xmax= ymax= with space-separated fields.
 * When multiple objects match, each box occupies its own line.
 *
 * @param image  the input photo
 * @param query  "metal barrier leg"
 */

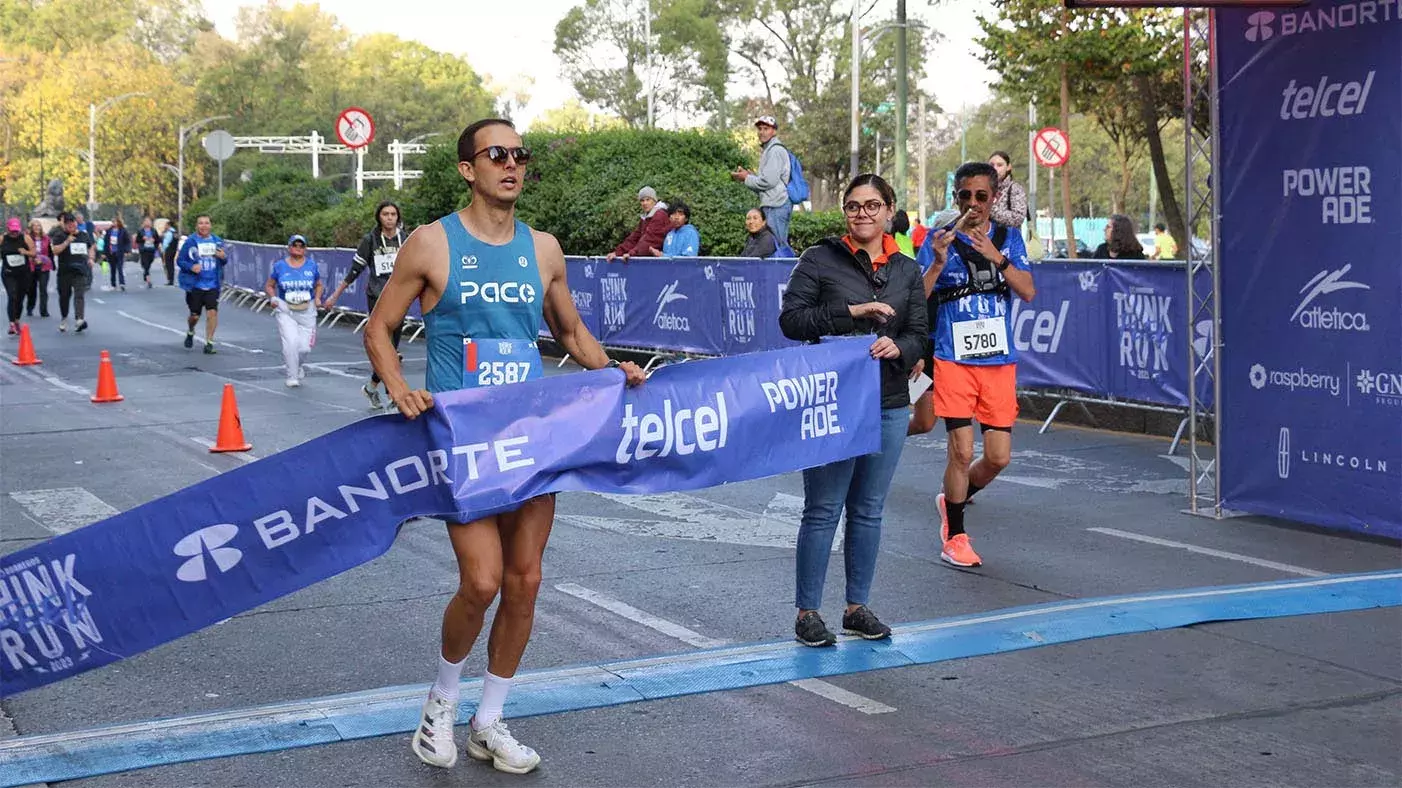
xmin=641 ymin=354 xmax=666 ymax=373
xmin=1168 ymin=416 xmax=1190 ymax=456
xmin=354 ymin=317 xmax=369 ymax=333
xmin=557 ymin=354 xmax=572 ymax=368
xmin=1039 ymin=400 xmax=1070 ymax=434
xmin=1075 ymin=401 xmax=1098 ymax=425
xmin=409 ymin=324 xmax=425 ymax=343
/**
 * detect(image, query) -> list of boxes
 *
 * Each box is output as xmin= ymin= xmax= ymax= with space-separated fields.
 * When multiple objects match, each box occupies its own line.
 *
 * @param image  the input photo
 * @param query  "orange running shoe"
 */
xmin=941 ymin=533 xmax=982 ymax=568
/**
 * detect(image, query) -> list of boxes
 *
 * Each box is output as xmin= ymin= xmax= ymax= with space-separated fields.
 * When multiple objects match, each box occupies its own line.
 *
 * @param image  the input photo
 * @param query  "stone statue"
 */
xmin=33 ymin=179 xmax=66 ymax=218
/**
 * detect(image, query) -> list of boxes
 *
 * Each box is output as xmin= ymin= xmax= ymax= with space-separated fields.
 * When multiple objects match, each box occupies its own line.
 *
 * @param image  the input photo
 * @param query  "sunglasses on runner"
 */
xmin=471 ymin=145 xmax=532 ymax=166
xmin=957 ymin=189 xmax=992 ymax=203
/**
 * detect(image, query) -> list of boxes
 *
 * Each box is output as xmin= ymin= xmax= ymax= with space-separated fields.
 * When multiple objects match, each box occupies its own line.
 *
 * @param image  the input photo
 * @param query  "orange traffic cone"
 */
xmin=210 ymin=383 xmax=252 ymax=453
xmin=91 ymin=350 xmax=124 ymax=403
xmin=12 ymin=324 xmax=41 ymax=366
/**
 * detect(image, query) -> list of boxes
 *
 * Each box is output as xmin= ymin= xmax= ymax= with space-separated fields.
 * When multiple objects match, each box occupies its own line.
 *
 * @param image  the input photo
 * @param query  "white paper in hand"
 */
xmin=909 ymin=372 xmax=933 ymax=402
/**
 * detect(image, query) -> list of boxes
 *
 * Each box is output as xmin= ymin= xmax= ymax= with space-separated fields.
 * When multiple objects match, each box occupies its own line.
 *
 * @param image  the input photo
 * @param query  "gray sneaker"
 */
xmin=795 ymin=611 xmax=837 ymax=647
xmin=466 ymin=718 xmax=540 ymax=774
xmin=841 ymin=605 xmax=892 ymax=640
xmin=362 ymin=383 xmax=384 ymax=409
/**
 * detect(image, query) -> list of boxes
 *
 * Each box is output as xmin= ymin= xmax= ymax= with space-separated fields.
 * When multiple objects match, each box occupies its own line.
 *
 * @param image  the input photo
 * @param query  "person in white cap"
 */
xmin=605 ymin=186 xmax=671 ymax=263
xmin=732 ymin=115 xmax=792 ymax=245
xmin=263 ymin=234 xmax=323 ymax=387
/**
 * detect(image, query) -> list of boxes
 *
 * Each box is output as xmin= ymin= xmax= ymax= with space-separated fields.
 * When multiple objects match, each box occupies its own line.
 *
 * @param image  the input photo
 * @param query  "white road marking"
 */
xmin=555 ymin=583 xmax=725 ymax=648
xmin=554 ymin=582 xmax=894 ymax=714
xmin=190 ymin=438 xmax=258 ymax=463
xmin=0 ymin=351 xmax=91 ymax=397
xmin=116 ymin=310 xmax=264 ymax=353
xmin=565 ymin=491 xmax=841 ymax=550
xmin=92 ymin=297 xmax=105 ymax=304
xmin=302 ymin=363 xmax=363 ymax=380
xmin=1088 ymin=527 xmax=1326 ymax=577
xmin=9 ymin=488 xmax=119 ymax=534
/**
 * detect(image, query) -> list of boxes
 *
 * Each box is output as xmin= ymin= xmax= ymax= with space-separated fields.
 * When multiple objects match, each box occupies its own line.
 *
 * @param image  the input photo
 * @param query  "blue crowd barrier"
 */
xmin=224 ymin=241 xmax=1206 ymax=410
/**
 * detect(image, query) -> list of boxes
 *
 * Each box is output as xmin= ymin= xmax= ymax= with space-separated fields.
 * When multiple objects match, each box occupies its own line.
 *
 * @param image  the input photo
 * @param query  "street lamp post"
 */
xmin=849 ymin=0 xmax=860 ymax=179
xmin=176 ymin=115 xmax=232 ymax=234
xmin=89 ymin=92 xmax=148 ymax=212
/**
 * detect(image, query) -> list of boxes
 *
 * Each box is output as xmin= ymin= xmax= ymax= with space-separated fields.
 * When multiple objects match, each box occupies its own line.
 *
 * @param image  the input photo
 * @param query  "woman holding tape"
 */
xmin=778 ymin=173 xmax=929 ymax=647
xmin=265 ymin=234 xmax=323 ymax=387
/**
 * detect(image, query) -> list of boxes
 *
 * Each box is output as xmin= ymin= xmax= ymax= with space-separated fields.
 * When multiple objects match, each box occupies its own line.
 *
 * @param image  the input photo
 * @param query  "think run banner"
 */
xmin=0 ymin=340 xmax=880 ymax=696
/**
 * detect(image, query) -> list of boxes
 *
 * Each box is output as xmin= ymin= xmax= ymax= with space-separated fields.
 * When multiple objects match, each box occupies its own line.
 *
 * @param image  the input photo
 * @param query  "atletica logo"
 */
xmin=1246 ymin=10 xmax=1274 ymax=41
xmin=1290 ymin=265 xmax=1370 ymax=332
xmin=653 ymin=280 xmax=690 ymax=331
xmin=174 ymin=524 xmax=243 ymax=582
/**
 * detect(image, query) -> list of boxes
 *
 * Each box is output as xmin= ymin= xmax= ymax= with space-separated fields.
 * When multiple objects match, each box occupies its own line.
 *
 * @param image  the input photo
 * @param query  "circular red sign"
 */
xmin=336 ymin=107 xmax=375 ymax=149
xmin=1034 ymin=127 xmax=1071 ymax=168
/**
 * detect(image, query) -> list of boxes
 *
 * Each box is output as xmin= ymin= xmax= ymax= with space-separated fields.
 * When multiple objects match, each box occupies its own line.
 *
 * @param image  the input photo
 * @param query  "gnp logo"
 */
xmin=1248 ymin=2 xmax=1399 ymax=43
xmin=1245 ymin=11 xmax=1274 ymax=41
xmin=1290 ymin=265 xmax=1370 ymax=332
xmin=174 ymin=524 xmax=242 ymax=582
xmin=1356 ymin=369 xmax=1402 ymax=407
xmin=653 ymin=280 xmax=690 ymax=331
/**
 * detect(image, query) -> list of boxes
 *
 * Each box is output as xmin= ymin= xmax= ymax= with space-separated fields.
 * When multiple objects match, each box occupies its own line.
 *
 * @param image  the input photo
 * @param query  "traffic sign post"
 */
xmin=1034 ymin=127 xmax=1071 ymax=169
xmin=202 ymin=129 xmax=236 ymax=202
xmin=336 ymin=107 xmax=375 ymax=149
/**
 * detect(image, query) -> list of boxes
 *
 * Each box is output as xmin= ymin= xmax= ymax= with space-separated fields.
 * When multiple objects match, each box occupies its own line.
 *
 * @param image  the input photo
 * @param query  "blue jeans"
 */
xmin=795 ymin=406 xmax=909 ymax=610
xmin=763 ymin=203 xmax=793 ymax=245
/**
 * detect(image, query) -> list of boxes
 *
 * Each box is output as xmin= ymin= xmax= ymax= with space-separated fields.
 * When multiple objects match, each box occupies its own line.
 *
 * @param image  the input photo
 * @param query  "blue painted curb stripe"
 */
xmin=1 ymin=570 xmax=1398 ymax=786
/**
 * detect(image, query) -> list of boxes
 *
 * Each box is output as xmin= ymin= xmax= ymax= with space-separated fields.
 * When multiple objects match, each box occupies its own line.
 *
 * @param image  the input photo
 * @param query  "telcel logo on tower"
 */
xmin=1280 ymin=71 xmax=1374 ymax=120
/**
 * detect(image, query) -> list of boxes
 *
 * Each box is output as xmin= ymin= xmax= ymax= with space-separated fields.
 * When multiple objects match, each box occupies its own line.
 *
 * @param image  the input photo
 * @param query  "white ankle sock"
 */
xmin=431 ymin=654 xmax=466 ymax=703
xmin=472 ymin=672 xmax=512 ymax=730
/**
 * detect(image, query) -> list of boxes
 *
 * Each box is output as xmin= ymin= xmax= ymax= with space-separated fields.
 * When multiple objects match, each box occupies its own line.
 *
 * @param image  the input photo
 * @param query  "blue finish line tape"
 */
xmin=2 ymin=570 xmax=1398 ymax=786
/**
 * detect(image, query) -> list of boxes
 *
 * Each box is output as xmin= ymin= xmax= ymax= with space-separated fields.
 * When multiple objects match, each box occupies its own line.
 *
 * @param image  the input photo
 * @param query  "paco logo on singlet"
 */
xmin=459 ymin=281 xmax=537 ymax=305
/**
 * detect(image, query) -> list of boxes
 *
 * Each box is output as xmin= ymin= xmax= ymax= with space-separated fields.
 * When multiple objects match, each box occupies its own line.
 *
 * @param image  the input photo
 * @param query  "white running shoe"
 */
xmin=363 ymin=382 xmax=384 ymax=409
xmin=59 ymin=320 xmax=67 ymax=333
xmin=285 ymin=378 xmax=300 ymax=388
xmin=411 ymin=693 xmax=459 ymax=768
xmin=467 ymin=718 xmax=540 ymax=774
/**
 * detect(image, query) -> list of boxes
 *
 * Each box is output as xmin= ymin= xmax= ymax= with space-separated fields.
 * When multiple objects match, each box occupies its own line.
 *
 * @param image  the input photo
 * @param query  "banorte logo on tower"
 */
xmin=1245 ymin=2 xmax=1400 ymax=44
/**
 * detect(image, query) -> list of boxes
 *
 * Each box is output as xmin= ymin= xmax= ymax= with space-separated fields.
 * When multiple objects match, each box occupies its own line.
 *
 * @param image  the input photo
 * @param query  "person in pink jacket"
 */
xmin=605 ymin=186 xmax=671 ymax=263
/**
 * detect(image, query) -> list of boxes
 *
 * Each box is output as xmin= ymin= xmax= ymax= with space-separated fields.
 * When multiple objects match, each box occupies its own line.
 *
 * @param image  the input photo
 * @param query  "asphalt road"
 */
xmin=1 ymin=265 xmax=1399 ymax=787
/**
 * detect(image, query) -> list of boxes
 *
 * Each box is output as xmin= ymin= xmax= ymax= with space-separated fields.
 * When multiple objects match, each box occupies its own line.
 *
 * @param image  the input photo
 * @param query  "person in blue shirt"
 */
xmin=176 ymin=214 xmax=227 ymax=354
xmin=263 ymin=235 xmax=323 ymax=387
xmin=914 ymin=161 xmax=1036 ymax=570
xmin=135 ymin=217 xmax=159 ymax=289
xmin=657 ymin=201 xmax=700 ymax=257
xmin=159 ymin=222 xmax=179 ymax=285
xmin=103 ymin=217 xmax=130 ymax=291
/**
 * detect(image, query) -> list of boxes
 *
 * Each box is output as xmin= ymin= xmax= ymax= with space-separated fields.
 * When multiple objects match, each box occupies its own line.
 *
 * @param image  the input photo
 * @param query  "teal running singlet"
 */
xmin=423 ymin=214 xmax=545 ymax=394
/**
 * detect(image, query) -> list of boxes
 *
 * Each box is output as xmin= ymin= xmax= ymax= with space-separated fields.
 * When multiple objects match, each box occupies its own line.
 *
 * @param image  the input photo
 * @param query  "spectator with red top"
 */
xmin=605 ymin=187 xmax=670 ymax=263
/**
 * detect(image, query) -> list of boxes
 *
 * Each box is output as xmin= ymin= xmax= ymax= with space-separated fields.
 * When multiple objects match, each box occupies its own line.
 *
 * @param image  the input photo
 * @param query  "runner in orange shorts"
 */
xmin=913 ymin=161 xmax=1036 ymax=567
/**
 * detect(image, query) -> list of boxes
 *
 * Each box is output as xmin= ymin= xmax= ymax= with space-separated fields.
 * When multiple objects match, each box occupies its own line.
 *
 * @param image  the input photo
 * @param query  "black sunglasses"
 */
xmin=957 ymin=189 xmax=992 ymax=203
xmin=471 ymin=145 xmax=532 ymax=166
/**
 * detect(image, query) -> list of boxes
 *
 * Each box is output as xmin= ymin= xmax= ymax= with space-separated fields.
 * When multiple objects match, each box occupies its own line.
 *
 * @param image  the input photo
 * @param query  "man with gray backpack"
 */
xmin=732 ymin=115 xmax=808 ymax=246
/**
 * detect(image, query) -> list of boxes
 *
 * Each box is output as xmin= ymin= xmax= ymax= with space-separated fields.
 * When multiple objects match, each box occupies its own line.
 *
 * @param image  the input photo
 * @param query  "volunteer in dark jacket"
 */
xmin=605 ymin=187 xmax=670 ymax=263
xmin=103 ymin=216 xmax=130 ymax=291
xmin=323 ymin=200 xmax=408 ymax=409
xmin=778 ymin=173 xmax=929 ymax=648
xmin=740 ymin=209 xmax=780 ymax=259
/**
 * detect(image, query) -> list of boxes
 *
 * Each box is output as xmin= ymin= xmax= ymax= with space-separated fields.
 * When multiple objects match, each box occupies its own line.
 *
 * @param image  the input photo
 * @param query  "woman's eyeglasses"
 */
xmin=842 ymin=200 xmax=887 ymax=217
xmin=957 ymin=190 xmax=991 ymax=203
xmin=471 ymin=145 xmax=532 ymax=166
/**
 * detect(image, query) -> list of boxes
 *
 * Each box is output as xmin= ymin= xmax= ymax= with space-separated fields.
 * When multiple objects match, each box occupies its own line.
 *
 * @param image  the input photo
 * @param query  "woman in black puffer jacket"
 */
xmin=778 ymin=173 xmax=929 ymax=648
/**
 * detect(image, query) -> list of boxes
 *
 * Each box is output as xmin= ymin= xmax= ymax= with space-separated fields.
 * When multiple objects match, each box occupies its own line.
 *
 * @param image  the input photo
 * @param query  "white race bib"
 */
xmin=4 ymin=254 xmax=24 ymax=268
xmin=69 ymin=242 xmax=88 ymax=256
xmin=285 ymin=290 xmax=311 ymax=305
xmin=951 ymin=317 xmax=1009 ymax=361
xmin=197 ymin=242 xmax=217 ymax=258
xmin=373 ymin=251 xmax=397 ymax=276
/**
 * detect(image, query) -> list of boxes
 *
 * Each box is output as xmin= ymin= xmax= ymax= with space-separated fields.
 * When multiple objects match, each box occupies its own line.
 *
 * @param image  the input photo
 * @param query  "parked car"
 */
xmin=1047 ymin=239 xmax=1091 ymax=259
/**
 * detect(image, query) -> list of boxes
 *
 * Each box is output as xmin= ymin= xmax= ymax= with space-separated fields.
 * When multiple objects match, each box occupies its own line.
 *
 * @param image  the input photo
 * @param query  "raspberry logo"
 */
xmin=174 ymin=524 xmax=243 ymax=582
xmin=1245 ymin=11 xmax=1274 ymax=42
xmin=1356 ymin=369 xmax=1374 ymax=394
xmin=1250 ymin=364 xmax=1267 ymax=390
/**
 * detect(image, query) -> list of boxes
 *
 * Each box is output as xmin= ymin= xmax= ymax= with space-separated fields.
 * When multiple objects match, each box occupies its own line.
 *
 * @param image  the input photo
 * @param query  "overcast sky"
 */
xmin=202 ymin=0 xmax=995 ymax=129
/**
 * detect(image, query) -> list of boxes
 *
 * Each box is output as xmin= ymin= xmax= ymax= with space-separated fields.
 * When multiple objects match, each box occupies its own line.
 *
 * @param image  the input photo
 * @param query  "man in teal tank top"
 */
xmin=365 ymin=118 xmax=646 ymax=775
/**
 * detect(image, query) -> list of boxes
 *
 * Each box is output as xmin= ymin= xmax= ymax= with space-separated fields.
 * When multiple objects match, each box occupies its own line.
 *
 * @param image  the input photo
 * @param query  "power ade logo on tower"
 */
xmin=1245 ymin=3 xmax=1400 ymax=44
xmin=1290 ymin=265 xmax=1371 ymax=332
xmin=459 ymin=280 xmax=537 ymax=305
xmin=1356 ymin=369 xmax=1402 ymax=407
xmin=0 ymin=554 xmax=100 ymax=676
xmin=615 ymin=393 xmax=729 ymax=462
xmin=723 ymin=277 xmax=757 ymax=345
xmin=653 ymin=280 xmax=690 ymax=332
xmin=601 ymin=273 xmax=628 ymax=332
xmin=1113 ymin=288 xmax=1173 ymax=380
xmin=1279 ymin=71 xmax=1375 ymax=120
xmin=762 ymin=371 xmax=842 ymax=439
xmin=1283 ymin=166 xmax=1372 ymax=224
